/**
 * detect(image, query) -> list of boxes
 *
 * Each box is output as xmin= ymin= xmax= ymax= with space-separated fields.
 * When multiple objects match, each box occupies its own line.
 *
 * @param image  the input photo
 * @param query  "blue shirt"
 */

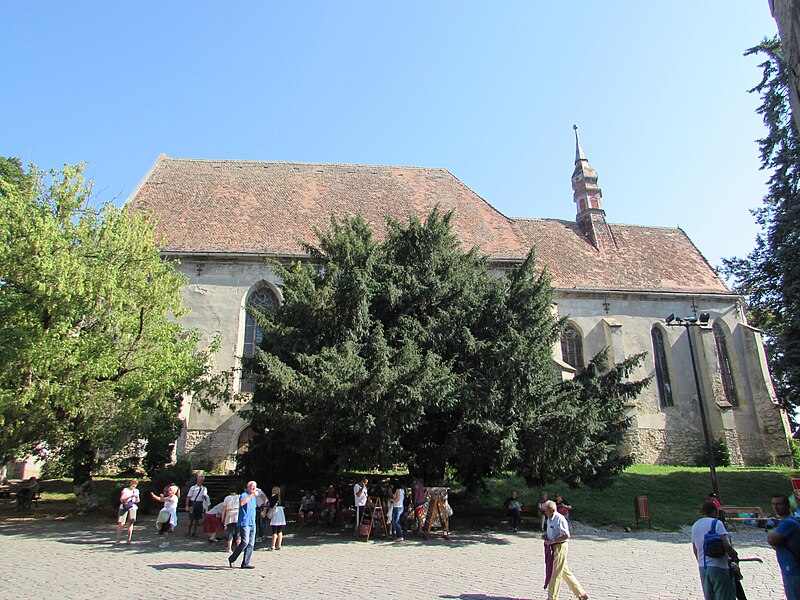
xmin=775 ymin=517 xmax=800 ymax=572
xmin=238 ymin=492 xmax=257 ymax=527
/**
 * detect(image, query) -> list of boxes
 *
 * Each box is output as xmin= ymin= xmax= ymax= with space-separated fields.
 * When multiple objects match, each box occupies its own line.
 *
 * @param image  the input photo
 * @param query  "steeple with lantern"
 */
xmin=571 ymin=125 xmax=617 ymax=251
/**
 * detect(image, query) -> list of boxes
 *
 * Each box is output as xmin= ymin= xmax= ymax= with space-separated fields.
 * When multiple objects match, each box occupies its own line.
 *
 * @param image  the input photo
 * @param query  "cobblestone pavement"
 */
xmin=0 ymin=517 xmax=788 ymax=600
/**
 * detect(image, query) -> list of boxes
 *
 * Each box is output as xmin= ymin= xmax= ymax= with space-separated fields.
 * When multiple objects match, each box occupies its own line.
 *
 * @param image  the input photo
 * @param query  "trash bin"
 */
xmin=634 ymin=495 xmax=651 ymax=529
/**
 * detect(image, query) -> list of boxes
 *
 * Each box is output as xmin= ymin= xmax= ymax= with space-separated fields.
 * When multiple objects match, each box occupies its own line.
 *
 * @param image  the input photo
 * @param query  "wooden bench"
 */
xmin=5 ymin=487 xmax=43 ymax=510
xmin=721 ymin=505 xmax=767 ymax=531
xmin=502 ymin=505 xmax=544 ymax=530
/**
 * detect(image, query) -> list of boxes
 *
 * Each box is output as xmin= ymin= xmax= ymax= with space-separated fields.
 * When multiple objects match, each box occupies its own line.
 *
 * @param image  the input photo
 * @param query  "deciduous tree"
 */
xmin=0 ymin=160 xmax=229 ymax=507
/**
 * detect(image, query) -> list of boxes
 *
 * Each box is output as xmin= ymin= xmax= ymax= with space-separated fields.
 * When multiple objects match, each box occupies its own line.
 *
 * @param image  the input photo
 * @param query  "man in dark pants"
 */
xmin=228 ymin=481 xmax=259 ymax=569
xmin=185 ymin=473 xmax=207 ymax=537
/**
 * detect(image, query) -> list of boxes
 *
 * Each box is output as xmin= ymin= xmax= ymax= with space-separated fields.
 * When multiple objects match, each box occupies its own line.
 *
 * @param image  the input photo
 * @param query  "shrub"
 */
xmin=694 ymin=439 xmax=730 ymax=468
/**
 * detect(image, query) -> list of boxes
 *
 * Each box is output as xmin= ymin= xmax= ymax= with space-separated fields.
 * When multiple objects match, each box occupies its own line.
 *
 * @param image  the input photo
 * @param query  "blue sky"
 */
xmin=3 ymin=2 xmax=779 ymax=268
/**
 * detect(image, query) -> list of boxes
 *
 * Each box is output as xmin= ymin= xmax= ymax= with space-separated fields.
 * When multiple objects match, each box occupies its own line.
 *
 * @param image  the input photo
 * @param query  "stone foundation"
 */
xmin=179 ymin=429 xmax=233 ymax=473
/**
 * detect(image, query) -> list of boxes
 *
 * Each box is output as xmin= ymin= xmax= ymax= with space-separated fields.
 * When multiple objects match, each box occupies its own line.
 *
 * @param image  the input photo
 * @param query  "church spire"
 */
xmin=570 ymin=126 xmax=616 ymax=251
xmin=574 ymin=124 xmax=587 ymax=162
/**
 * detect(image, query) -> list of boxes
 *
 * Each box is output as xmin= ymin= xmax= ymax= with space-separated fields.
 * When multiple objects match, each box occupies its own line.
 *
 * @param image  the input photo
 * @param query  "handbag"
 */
xmin=267 ymin=505 xmax=276 ymax=520
xmin=156 ymin=508 xmax=171 ymax=525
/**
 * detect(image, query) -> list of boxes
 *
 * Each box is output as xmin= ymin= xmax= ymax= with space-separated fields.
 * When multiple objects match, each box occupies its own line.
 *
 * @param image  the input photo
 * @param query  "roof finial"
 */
xmin=573 ymin=124 xmax=587 ymax=162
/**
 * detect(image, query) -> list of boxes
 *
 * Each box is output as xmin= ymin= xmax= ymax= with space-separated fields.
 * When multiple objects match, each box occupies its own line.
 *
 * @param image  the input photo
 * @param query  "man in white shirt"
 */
xmin=354 ymin=477 xmax=369 ymax=533
xmin=185 ymin=473 xmax=208 ymax=537
xmin=542 ymin=500 xmax=589 ymax=600
xmin=690 ymin=501 xmax=738 ymax=600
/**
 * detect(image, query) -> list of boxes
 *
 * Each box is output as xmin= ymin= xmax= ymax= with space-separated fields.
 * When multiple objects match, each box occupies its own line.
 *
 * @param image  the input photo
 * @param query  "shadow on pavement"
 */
xmin=149 ymin=562 xmax=232 ymax=571
xmin=440 ymin=595 xmax=528 ymax=600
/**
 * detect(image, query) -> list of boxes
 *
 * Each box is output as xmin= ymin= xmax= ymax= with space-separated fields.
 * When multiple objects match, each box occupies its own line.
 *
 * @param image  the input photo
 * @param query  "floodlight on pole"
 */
xmin=665 ymin=312 xmax=720 ymax=501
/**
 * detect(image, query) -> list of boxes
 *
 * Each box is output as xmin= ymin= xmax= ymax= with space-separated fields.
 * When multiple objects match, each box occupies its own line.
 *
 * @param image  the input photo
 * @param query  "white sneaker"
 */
xmin=159 ymin=542 xmax=169 ymax=548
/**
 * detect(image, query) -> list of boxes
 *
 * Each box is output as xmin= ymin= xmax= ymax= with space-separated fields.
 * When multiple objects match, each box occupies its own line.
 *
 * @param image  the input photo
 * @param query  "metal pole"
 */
xmin=684 ymin=323 xmax=721 ymax=501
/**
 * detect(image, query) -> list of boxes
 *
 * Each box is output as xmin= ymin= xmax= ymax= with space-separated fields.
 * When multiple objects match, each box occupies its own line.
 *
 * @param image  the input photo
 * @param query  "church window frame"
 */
xmin=560 ymin=322 xmax=585 ymax=371
xmin=651 ymin=325 xmax=674 ymax=409
xmin=712 ymin=321 xmax=739 ymax=407
xmin=239 ymin=282 xmax=280 ymax=393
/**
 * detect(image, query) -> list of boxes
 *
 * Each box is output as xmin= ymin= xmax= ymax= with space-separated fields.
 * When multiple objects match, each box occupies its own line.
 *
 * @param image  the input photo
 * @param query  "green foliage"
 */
xmin=694 ymin=438 xmax=731 ymax=468
xmin=517 ymin=350 xmax=649 ymax=489
xmin=150 ymin=456 xmax=194 ymax=494
xmin=0 ymin=161 xmax=231 ymax=487
xmin=722 ymin=36 xmax=800 ymax=419
xmin=243 ymin=209 xmax=646 ymax=490
xmin=791 ymin=438 xmax=800 ymax=469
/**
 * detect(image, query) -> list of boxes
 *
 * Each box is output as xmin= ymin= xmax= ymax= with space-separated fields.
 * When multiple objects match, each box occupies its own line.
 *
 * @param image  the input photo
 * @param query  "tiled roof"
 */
xmin=512 ymin=219 xmax=728 ymax=294
xmin=128 ymin=156 xmax=730 ymax=294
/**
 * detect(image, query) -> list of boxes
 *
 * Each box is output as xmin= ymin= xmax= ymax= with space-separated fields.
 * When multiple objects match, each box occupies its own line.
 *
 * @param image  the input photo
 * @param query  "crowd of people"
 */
xmin=112 ymin=474 xmax=436 ymax=561
xmin=110 ymin=473 xmax=800 ymax=599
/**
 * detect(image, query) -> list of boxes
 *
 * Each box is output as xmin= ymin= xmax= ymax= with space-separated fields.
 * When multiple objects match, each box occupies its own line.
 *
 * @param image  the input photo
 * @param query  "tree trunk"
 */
xmin=72 ymin=437 xmax=99 ymax=512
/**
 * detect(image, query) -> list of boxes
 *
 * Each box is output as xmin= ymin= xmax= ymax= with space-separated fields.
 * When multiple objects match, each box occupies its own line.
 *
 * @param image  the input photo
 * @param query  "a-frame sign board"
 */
xmin=358 ymin=496 xmax=388 ymax=542
xmin=424 ymin=494 xmax=450 ymax=540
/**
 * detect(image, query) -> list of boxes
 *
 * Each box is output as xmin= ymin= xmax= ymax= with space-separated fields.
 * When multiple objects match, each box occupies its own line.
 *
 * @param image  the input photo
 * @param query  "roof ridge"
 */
xmin=513 ymin=217 xmax=685 ymax=231
xmin=161 ymin=156 xmax=450 ymax=172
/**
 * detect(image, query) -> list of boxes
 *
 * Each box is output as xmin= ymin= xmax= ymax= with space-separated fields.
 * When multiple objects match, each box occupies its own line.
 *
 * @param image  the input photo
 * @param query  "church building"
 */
xmin=127 ymin=133 xmax=792 ymax=471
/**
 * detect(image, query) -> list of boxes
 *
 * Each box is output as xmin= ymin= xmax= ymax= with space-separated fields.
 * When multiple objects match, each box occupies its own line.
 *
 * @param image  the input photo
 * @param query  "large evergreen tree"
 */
xmin=244 ymin=209 xmax=646 ymax=489
xmin=0 ymin=160 xmax=230 ymax=507
xmin=722 ymin=36 xmax=800 ymax=419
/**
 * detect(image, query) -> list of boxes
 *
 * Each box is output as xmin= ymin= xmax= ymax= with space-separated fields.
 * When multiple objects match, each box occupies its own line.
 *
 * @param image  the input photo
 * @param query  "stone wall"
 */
xmin=626 ymin=428 xmax=706 ymax=466
xmin=180 ymin=428 xmax=233 ymax=473
xmin=172 ymin=258 xmax=792 ymax=470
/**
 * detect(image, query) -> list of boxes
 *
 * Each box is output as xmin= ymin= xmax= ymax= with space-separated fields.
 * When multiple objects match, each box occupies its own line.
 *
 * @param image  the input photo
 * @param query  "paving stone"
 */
xmin=0 ymin=519 xmax=786 ymax=599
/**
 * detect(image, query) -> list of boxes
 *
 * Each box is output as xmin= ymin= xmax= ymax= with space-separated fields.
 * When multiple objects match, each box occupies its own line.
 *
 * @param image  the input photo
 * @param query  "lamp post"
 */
xmin=665 ymin=312 xmax=721 ymax=501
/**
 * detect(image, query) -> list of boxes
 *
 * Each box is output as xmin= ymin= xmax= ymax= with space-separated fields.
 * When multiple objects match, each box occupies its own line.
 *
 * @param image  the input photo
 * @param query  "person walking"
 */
xmin=221 ymin=486 xmax=240 ymax=553
xmin=151 ymin=484 xmax=179 ymax=548
xmin=185 ymin=473 xmax=208 ymax=537
xmin=690 ymin=500 xmax=738 ymax=600
xmin=115 ymin=479 xmax=139 ymax=544
xmin=767 ymin=493 xmax=800 ymax=600
xmin=268 ymin=486 xmax=286 ymax=550
xmin=391 ymin=480 xmax=405 ymax=542
xmin=542 ymin=500 xmax=589 ymax=600
xmin=228 ymin=481 xmax=259 ymax=569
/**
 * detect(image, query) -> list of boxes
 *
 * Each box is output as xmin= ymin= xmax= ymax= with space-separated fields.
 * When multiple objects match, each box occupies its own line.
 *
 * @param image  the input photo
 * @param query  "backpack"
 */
xmin=703 ymin=519 xmax=726 ymax=564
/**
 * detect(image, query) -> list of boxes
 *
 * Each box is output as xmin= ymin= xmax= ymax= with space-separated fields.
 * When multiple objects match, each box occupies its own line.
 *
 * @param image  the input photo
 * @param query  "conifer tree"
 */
xmin=722 ymin=36 xmax=800 ymax=418
xmin=245 ymin=209 xmax=646 ymax=488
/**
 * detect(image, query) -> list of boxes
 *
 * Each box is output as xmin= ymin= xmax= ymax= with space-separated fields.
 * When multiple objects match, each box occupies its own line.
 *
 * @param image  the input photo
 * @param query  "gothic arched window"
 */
xmin=651 ymin=326 xmax=673 ymax=408
xmin=713 ymin=322 xmax=738 ymax=407
xmin=240 ymin=284 xmax=279 ymax=393
xmin=561 ymin=323 xmax=584 ymax=371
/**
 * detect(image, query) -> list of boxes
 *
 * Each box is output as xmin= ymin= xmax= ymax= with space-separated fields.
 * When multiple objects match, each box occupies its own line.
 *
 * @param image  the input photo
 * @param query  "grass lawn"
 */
xmin=468 ymin=465 xmax=800 ymax=531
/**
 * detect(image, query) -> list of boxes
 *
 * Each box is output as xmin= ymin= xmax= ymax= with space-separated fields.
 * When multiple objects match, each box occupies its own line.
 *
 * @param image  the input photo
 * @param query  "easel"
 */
xmin=424 ymin=494 xmax=450 ymax=539
xmin=357 ymin=496 xmax=388 ymax=542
